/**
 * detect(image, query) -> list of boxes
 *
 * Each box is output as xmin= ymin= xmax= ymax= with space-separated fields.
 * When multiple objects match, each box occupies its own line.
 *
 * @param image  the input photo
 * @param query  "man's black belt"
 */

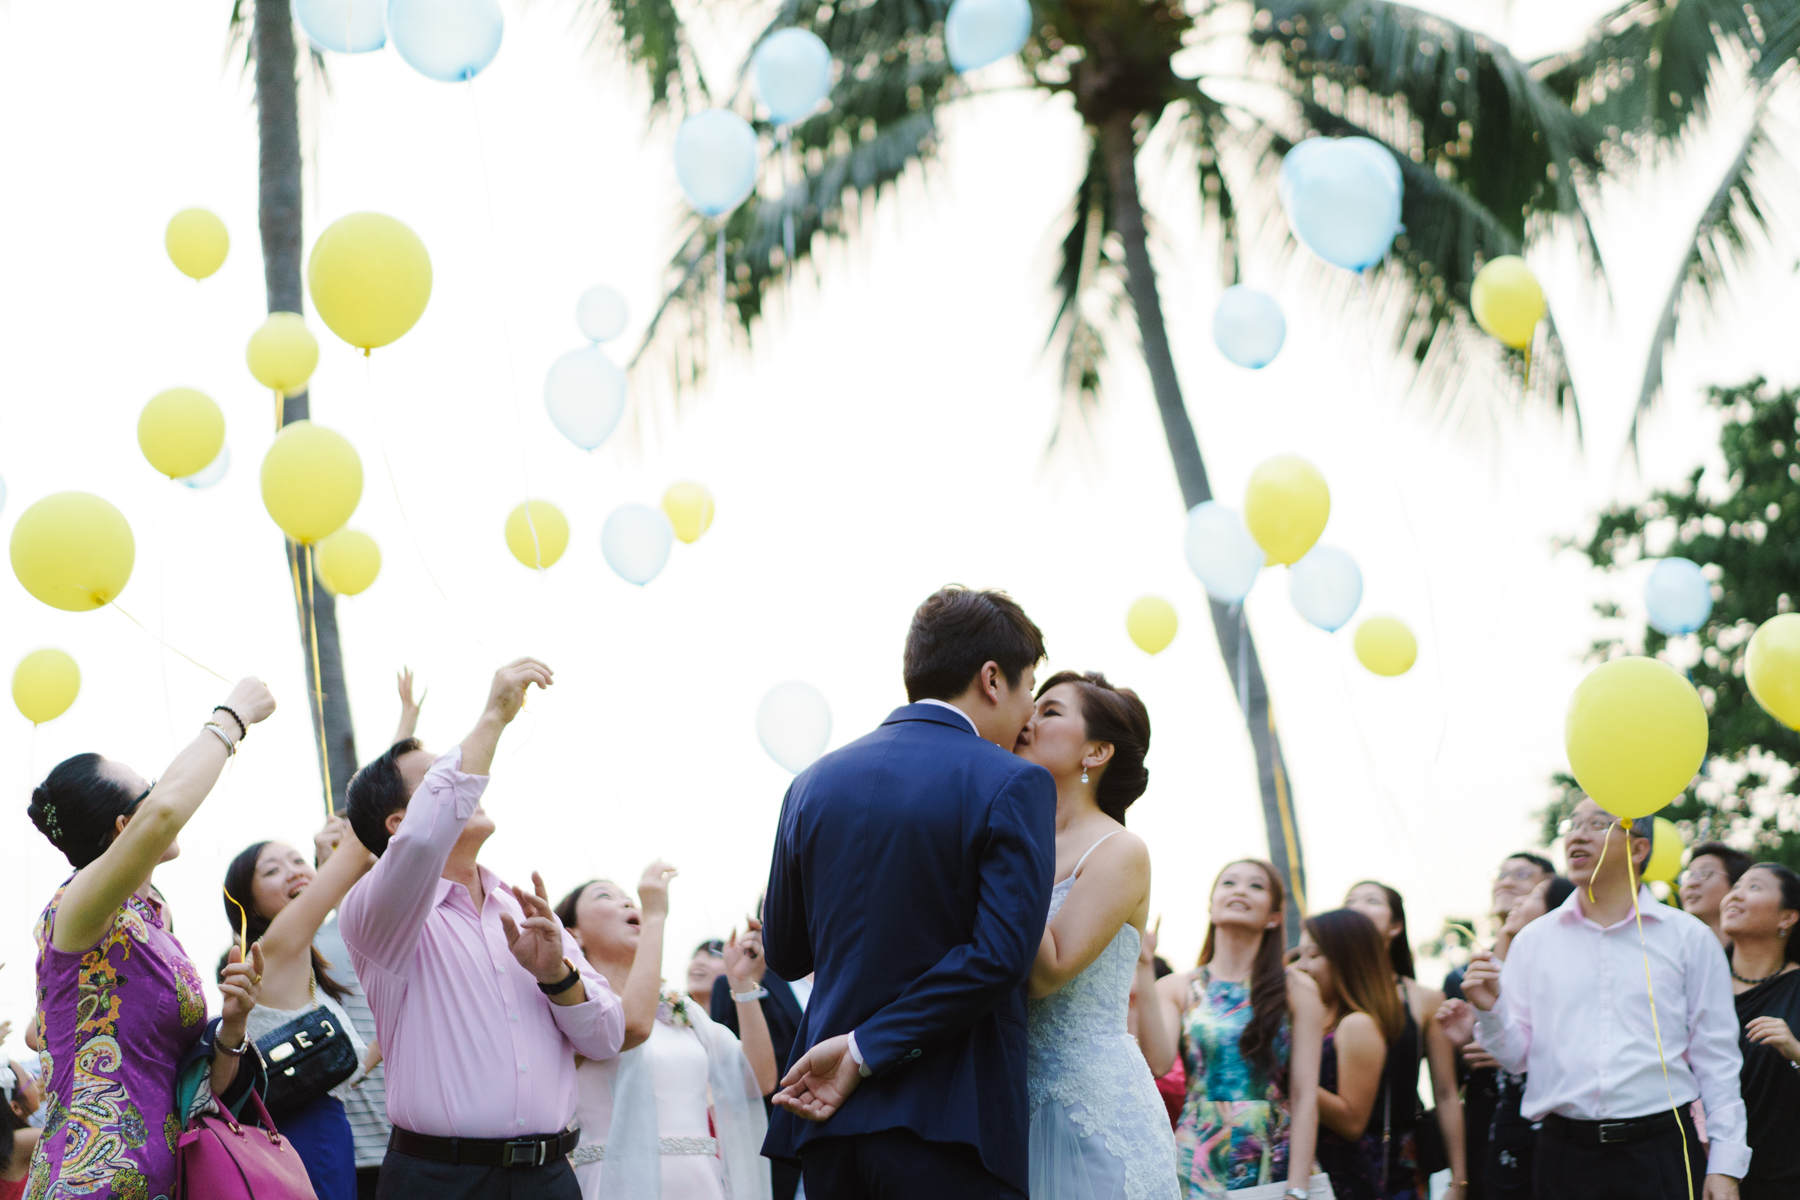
xmin=389 ymin=1126 xmax=581 ymax=1169
xmin=1542 ymin=1109 xmax=1683 ymax=1146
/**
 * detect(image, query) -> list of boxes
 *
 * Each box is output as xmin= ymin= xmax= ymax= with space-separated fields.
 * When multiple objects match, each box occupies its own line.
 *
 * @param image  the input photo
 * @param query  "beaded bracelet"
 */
xmin=213 ymin=705 xmax=248 ymax=740
xmin=203 ymin=722 xmax=238 ymax=757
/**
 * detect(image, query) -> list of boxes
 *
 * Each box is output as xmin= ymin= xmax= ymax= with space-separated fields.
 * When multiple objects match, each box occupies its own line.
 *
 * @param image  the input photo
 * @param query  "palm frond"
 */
xmin=1174 ymin=80 xmax=1247 ymax=286
xmin=571 ymin=0 xmax=709 ymax=109
xmin=1752 ymin=1 xmax=1800 ymax=81
xmin=1631 ymin=95 xmax=1776 ymax=442
xmin=1536 ymin=0 xmax=1777 ymax=144
xmin=1045 ymin=140 xmax=1122 ymax=438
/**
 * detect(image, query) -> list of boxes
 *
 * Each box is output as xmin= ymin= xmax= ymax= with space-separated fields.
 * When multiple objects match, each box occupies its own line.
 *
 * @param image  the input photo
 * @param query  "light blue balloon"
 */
xmin=1645 ymin=557 xmax=1713 ymax=635
xmin=1213 ymin=286 xmax=1286 ymax=369
xmin=601 ymin=504 xmax=673 ymax=585
xmin=945 ymin=0 xmax=1031 ymax=71
xmin=544 ymin=346 xmax=627 ymax=451
xmin=1288 ymin=545 xmax=1363 ymax=632
xmin=178 ymin=447 xmax=230 ymax=490
xmin=1184 ymin=501 xmax=1265 ymax=603
xmin=0 ymin=475 xmax=7 ymax=514
xmin=674 ymin=110 xmax=760 ymax=218
xmin=754 ymin=29 xmax=832 ymax=125
xmin=387 ymin=0 xmax=503 ymax=83
xmin=297 ymin=0 xmax=386 ymax=52
xmin=1278 ymin=137 xmax=1402 ymax=271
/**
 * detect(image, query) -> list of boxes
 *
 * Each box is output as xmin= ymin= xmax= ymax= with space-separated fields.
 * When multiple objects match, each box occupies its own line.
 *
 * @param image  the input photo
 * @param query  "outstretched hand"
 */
xmin=486 ymin=658 xmax=552 ymax=725
xmin=725 ymin=917 xmax=768 ymax=990
xmin=772 ymin=1033 xmax=862 ymax=1122
xmin=1462 ymin=948 xmax=1502 ymax=1012
xmin=1436 ymin=997 xmax=1476 ymax=1048
xmin=501 ymin=871 xmax=572 ymax=987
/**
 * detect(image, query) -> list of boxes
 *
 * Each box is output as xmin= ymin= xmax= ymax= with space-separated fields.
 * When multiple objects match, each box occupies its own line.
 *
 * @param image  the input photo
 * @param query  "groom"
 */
xmin=762 ymin=586 xmax=1057 ymax=1199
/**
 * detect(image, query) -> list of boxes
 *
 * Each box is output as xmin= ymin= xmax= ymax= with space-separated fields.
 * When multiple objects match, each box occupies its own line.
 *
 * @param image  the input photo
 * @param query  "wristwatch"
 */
xmin=731 ymin=985 xmax=770 ymax=1003
xmin=537 ymin=956 xmax=583 ymax=996
xmin=1284 ymin=1189 xmax=1308 ymax=1200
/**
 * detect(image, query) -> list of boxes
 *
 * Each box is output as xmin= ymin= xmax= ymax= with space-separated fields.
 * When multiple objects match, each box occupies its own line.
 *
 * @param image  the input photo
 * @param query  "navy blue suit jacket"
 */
xmin=761 ymin=702 xmax=1057 ymax=1192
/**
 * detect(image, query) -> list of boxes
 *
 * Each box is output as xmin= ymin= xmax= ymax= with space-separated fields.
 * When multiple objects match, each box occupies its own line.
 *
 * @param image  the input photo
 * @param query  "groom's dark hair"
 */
xmin=904 ymin=586 xmax=1046 ymax=702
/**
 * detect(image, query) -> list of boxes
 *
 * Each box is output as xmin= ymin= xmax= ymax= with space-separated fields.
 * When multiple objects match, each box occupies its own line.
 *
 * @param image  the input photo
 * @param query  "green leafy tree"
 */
xmin=1559 ymin=378 xmax=1800 ymax=871
xmin=582 ymin=0 xmax=1605 ymax=930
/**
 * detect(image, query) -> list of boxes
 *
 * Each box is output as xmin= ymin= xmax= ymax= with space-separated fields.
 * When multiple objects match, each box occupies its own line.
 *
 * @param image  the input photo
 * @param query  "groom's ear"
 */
xmin=976 ymin=661 xmax=1003 ymax=704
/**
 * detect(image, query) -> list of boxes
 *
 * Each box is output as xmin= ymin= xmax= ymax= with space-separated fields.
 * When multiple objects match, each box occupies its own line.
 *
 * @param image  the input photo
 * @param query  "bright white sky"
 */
xmin=1 ymin=0 xmax=1795 ymax=1051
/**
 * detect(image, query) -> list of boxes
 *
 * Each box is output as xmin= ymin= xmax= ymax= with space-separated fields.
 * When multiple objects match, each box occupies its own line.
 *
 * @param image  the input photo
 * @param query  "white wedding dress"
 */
xmin=1027 ymin=833 xmax=1179 ymax=1200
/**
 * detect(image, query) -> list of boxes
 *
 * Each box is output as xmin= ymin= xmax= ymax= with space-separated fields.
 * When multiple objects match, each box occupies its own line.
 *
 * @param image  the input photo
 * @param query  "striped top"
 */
xmin=315 ymin=913 xmax=391 ymax=1169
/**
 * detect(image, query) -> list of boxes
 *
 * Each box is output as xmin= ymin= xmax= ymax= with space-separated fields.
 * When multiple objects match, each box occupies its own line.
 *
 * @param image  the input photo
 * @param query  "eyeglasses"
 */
xmin=695 ymin=940 xmax=726 ymax=957
xmin=126 ymin=782 xmax=156 ymax=815
xmin=1496 ymin=866 xmax=1544 ymax=883
xmin=1566 ymin=814 xmax=1625 ymax=836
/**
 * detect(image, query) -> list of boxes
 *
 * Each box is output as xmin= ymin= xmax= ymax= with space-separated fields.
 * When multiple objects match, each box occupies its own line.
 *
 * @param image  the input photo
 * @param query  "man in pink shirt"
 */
xmin=341 ymin=659 xmax=626 ymax=1199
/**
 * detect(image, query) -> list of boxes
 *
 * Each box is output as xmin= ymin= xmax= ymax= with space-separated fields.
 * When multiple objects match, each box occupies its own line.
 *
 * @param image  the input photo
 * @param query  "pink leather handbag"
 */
xmin=176 ymin=1089 xmax=319 ymax=1199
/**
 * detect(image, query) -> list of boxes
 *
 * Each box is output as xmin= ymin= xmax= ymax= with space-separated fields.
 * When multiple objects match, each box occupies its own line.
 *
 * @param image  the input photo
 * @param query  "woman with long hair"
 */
xmin=1016 ymin=670 xmax=1177 ymax=1200
xmin=1721 ymin=862 xmax=1800 ymax=1199
xmin=1139 ymin=860 xmax=1322 ymax=1197
xmin=1295 ymin=909 xmax=1406 ymax=1200
xmin=556 ymin=863 xmax=776 ymax=1200
xmin=221 ymin=814 xmax=376 ymax=1200
xmin=23 ymin=678 xmax=274 ymax=1199
xmin=1344 ymin=882 xmax=1467 ymax=1199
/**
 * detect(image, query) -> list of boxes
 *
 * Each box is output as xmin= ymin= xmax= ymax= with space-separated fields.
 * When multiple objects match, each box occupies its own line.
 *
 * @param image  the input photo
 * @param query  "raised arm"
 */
xmin=54 ymin=679 xmax=275 ymax=953
xmin=392 ymin=668 xmax=424 ymax=745
xmin=1317 ymin=1011 xmax=1387 ymax=1140
xmin=260 ymin=816 xmax=375 ymax=971
xmin=1421 ymin=991 xmax=1468 ymax=1191
xmin=1030 ymin=832 xmax=1149 ymax=998
xmin=1467 ymin=945 xmax=1532 ymax=1077
xmin=1285 ymin=971 xmax=1324 ymax=1198
xmin=617 ymin=861 xmax=677 ymax=1051
xmin=1137 ymin=939 xmax=1182 ymax=1078
xmin=724 ymin=918 xmax=781 ymax=1095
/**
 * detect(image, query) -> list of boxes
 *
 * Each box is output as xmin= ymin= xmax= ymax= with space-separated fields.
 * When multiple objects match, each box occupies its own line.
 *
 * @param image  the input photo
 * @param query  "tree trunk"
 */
xmin=253 ymin=0 xmax=358 ymax=813
xmin=1098 ymin=113 xmax=1310 ymax=939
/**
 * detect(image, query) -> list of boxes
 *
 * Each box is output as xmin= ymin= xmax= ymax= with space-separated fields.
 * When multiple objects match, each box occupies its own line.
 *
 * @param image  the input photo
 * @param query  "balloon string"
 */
xmin=156 ymin=486 xmax=175 ymax=750
xmin=110 ymin=603 xmax=231 ymax=684
xmin=304 ymin=544 xmax=336 ymax=815
xmin=1623 ymin=820 xmax=1697 ymax=1200
xmin=223 ymin=883 xmax=250 ymax=961
xmin=463 ymin=79 xmax=545 ymax=575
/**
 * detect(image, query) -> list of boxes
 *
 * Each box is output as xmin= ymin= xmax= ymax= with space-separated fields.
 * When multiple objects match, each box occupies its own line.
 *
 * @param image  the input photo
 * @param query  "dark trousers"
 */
xmin=356 ymin=1166 xmax=382 ymax=1200
xmin=800 ymin=1129 xmax=1025 ymax=1200
xmin=1533 ymin=1116 xmax=1704 ymax=1200
xmin=376 ymin=1148 xmax=580 ymax=1200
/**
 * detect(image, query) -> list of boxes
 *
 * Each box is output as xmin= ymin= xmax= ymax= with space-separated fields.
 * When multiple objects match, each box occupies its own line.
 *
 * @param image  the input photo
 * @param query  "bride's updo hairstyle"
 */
xmin=1035 ymin=670 xmax=1151 ymax=822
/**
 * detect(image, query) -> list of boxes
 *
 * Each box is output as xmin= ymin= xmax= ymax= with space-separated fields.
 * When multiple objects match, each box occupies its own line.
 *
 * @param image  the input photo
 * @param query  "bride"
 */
xmin=1017 ymin=670 xmax=1179 ymax=1200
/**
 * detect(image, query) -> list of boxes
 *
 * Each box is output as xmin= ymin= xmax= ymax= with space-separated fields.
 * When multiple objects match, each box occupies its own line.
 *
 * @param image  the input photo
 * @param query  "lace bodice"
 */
xmin=1026 ymin=836 xmax=1178 ymax=1200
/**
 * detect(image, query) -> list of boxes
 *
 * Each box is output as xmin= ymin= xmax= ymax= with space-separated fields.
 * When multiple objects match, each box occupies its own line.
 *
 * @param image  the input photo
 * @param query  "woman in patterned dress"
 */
xmin=1140 ymin=860 xmax=1322 ymax=1198
xmin=24 ymin=678 xmax=276 ymax=1200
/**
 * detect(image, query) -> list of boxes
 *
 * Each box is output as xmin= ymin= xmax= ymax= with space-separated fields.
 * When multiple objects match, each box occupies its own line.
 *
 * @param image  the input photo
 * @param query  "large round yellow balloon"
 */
xmin=1641 ymin=815 xmax=1684 ymax=884
xmin=260 ymin=421 xmax=364 ymax=544
xmin=1746 ymin=613 xmax=1800 ymax=729
xmin=1243 ymin=455 xmax=1330 ymax=566
xmin=166 ymin=208 xmax=229 ymax=280
xmin=316 ymin=529 xmax=381 ymax=596
xmin=247 ymin=313 xmax=321 ymax=394
xmin=1471 ymin=256 xmax=1546 ymax=350
xmin=1354 ymin=616 xmax=1417 ymax=676
xmin=1565 ymin=656 xmax=1708 ymax=820
xmin=1127 ymin=596 xmax=1178 ymax=655
xmin=661 ymin=482 xmax=715 ymax=544
xmin=308 ymin=213 xmax=433 ymax=352
xmin=138 ymin=388 xmax=226 ymax=479
xmin=10 ymin=493 xmax=136 ymax=611
xmin=13 ymin=649 xmax=80 ymax=725
xmin=506 ymin=500 xmax=570 ymax=569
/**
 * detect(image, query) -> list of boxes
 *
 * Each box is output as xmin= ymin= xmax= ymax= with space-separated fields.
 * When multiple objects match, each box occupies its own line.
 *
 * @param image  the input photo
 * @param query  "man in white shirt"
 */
xmin=1463 ymin=797 xmax=1747 ymax=1200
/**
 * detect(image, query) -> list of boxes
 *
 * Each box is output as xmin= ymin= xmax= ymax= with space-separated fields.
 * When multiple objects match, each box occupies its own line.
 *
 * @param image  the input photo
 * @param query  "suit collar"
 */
xmin=883 ymin=701 xmax=981 ymax=735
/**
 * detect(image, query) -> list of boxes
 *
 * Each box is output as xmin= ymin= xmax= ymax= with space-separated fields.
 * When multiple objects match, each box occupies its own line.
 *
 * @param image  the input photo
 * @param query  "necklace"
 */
xmin=1732 ymin=961 xmax=1789 ymax=986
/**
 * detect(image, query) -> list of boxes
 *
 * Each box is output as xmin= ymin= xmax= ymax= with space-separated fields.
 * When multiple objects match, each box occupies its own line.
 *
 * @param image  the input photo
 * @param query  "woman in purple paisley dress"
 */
xmin=24 ymin=678 xmax=276 ymax=1200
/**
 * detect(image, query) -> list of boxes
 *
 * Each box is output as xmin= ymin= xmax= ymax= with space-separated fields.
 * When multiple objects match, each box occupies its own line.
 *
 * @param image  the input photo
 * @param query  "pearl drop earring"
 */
xmin=1080 ymin=767 xmax=1089 ymax=784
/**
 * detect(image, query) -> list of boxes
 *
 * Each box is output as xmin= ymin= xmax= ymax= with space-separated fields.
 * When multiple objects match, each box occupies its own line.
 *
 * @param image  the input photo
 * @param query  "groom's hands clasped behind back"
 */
xmin=772 ymin=1032 xmax=863 ymax=1121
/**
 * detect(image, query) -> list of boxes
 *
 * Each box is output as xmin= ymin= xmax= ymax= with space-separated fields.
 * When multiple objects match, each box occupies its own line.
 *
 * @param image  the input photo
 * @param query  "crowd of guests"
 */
xmin=8 ymin=621 xmax=1800 ymax=1200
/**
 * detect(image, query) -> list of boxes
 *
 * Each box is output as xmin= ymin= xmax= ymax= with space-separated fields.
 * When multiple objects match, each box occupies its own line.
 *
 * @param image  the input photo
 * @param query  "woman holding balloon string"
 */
xmin=1343 ymin=882 xmax=1467 ymax=1200
xmin=1721 ymin=862 xmax=1800 ymax=1200
xmin=22 ymin=678 xmax=275 ymax=1200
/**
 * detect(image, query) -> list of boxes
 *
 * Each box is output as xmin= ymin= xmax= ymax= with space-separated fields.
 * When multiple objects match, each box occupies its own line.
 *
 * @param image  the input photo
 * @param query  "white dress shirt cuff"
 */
xmin=847 ymin=1030 xmax=872 ymax=1078
xmin=1706 ymin=1140 xmax=1752 ymax=1180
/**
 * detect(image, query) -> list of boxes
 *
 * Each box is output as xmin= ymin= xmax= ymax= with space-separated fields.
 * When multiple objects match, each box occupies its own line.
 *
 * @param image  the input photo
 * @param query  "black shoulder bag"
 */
xmin=253 ymin=973 xmax=359 ymax=1120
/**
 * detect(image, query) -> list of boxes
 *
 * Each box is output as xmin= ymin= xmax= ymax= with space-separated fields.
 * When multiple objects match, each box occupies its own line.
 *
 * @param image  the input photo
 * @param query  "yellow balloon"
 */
xmin=1565 ymin=656 xmax=1708 ymax=820
xmin=1354 ymin=616 xmax=1417 ymax=677
xmin=1127 ymin=596 xmax=1178 ymax=655
xmin=1745 ymin=613 xmax=1800 ymax=729
xmin=308 ymin=213 xmax=433 ymax=352
xmin=9 ymin=493 xmax=136 ymax=611
xmin=1471 ymin=255 xmax=1546 ymax=350
xmin=1243 ymin=455 xmax=1330 ymax=566
xmin=316 ymin=529 xmax=381 ymax=597
xmin=505 ymin=500 xmax=570 ymax=569
xmin=260 ymin=421 xmax=364 ymax=544
xmin=138 ymin=388 xmax=226 ymax=479
xmin=12 ymin=649 xmax=80 ymax=725
xmin=246 ymin=313 xmax=321 ymax=394
xmin=661 ymin=482 xmax=715 ymax=544
xmin=166 ymin=208 xmax=229 ymax=280
xmin=1641 ymin=816 xmax=1685 ymax=884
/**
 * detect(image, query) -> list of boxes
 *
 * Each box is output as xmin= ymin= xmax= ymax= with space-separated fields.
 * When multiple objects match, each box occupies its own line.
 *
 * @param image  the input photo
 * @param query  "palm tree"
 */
xmin=588 ymin=0 xmax=1604 ymax=931
xmin=1538 ymin=0 xmax=1800 ymax=441
xmin=232 ymin=0 xmax=360 ymax=811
